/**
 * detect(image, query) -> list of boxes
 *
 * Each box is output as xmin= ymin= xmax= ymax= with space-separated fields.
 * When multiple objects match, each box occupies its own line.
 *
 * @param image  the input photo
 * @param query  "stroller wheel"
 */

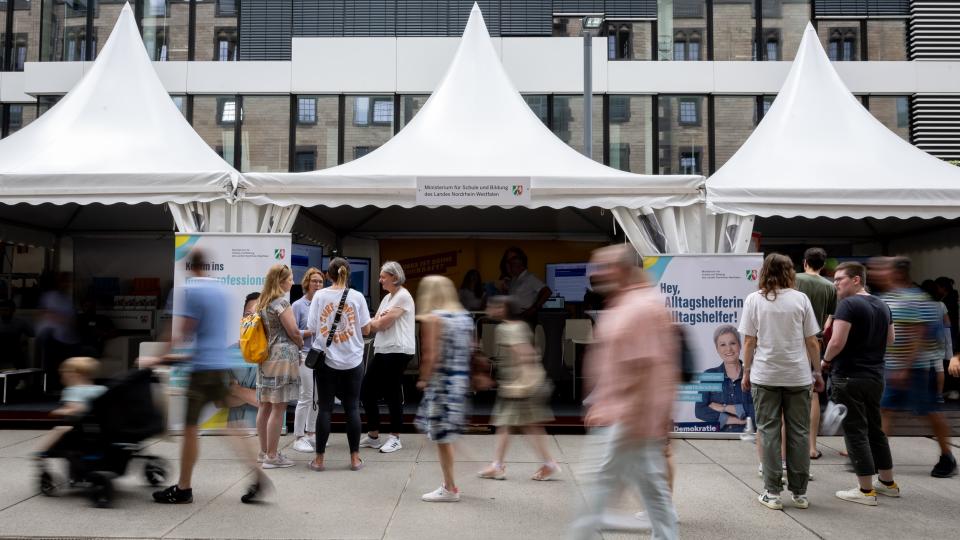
xmin=144 ymin=459 xmax=169 ymax=487
xmin=39 ymin=471 xmax=57 ymax=496
xmin=88 ymin=472 xmax=113 ymax=508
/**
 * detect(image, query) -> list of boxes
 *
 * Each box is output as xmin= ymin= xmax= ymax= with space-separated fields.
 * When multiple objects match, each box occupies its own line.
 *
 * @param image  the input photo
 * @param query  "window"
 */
xmin=145 ymin=0 xmax=168 ymax=17
xmin=523 ymin=95 xmax=548 ymax=126
xmin=828 ymin=28 xmax=858 ymax=61
xmin=64 ymin=28 xmax=87 ymax=61
xmin=765 ymin=33 xmax=781 ymax=61
xmin=353 ymin=97 xmax=370 ymax=126
xmin=611 ymin=143 xmax=631 ymax=171
xmin=294 ymin=147 xmax=317 ymax=172
xmin=217 ymin=97 xmax=236 ymax=126
xmin=673 ymin=30 xmax=703 ymax=61
xmin=171 ymin=95 xmax=187 ymax=118
xmin=216 ymin=0 xmax=238 ymax=17
xmin=215 ymin=28 xmax=237 ymax=61
xmin=372 ymin=98 xmax=393 ymax=125
xmin=8 ymin=105 xmax=23 ymax=132
xmin=298 ymin=98 xmax=317 ymax=125
xmin=354 ymin=146 xmax=375 ymax=160
xmin=896 ymin=97 xmax=909 ymax=128
xmin=607 ymin=24 xmax=632 ymax=60
xmin=679 ymin=150 xmax=701 ymax=174
xmin=610 ymin=96 xmax=631 ymax=124
xmin=678 ymin=98 xmax=700 ymax=126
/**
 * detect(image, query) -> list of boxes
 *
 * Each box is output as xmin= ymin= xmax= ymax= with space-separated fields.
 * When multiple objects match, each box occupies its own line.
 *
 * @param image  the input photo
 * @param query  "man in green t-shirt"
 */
xmin=795 ymin=247 xmax=837 ymax=460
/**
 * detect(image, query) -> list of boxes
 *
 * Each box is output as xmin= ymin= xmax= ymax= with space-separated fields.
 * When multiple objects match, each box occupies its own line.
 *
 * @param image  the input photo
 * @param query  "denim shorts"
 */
xmin=880 ymin=367 xmax=939 ymax=416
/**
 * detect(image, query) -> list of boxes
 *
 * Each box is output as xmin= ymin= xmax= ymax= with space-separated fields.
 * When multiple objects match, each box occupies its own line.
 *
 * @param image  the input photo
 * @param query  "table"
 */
xmin=0 ymin=368 xmax=45 ymax=403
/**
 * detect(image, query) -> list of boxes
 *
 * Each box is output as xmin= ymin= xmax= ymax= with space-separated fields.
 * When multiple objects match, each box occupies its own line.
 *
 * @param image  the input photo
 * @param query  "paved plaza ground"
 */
xmin=0 ymin=430 xmax=958 ymax=539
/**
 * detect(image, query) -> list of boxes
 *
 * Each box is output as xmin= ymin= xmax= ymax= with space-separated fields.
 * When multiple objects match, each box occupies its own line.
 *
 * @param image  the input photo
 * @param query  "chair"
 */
xmin=562 ymin=319 xmax=594 ymax=399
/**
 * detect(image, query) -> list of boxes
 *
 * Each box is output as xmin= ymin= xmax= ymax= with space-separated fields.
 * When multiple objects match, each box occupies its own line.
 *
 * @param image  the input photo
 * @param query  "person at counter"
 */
xmin=695 ymin=325 xmax=755 ymax=432
xmin=502 ymin=247 xmax=552 ymax=325
xmin=458 ymin=269 xmax=486 ymax=311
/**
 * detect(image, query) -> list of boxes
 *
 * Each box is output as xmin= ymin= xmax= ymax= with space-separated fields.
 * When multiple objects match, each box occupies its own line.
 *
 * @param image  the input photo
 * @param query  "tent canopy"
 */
xmin=0 ymin=2 xmax=237 ymax=206
xmin=706 ymin=23 xmax=960 ymax=220
xmin=243 ymin=3 xmax=702 ymax=210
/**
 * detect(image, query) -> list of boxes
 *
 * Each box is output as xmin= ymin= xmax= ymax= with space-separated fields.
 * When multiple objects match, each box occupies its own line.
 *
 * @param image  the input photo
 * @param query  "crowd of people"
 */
xmin=33 ymin=243 xmax=960 ymax=539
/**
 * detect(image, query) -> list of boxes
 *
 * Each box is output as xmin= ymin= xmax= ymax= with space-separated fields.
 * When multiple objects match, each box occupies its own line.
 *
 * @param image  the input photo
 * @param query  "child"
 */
xmin=37 ymin=357 xmax=107 ymax=456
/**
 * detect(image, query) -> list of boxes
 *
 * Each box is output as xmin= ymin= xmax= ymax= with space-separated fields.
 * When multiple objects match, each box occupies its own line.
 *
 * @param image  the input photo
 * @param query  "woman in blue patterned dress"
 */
xmin=414 ymin=275 xmax=473 ymax=503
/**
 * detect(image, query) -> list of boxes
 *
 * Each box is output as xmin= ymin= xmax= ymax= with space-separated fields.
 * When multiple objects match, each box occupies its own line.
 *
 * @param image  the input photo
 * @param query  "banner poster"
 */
xmin=169 ymin=233 xmax=292 ymax=432
xmin=642 ymin=254 xmax=764 ymax=435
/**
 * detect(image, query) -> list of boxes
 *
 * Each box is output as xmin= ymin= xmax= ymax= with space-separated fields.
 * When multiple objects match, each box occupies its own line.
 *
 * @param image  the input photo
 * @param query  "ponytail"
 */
xmin=327 ymin=257 xmax=351 ymax=288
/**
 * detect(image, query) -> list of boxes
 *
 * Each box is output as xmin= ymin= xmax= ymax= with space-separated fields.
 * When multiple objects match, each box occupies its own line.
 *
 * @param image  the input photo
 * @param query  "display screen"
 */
xmin=320 ymin=256 xmax=372 ymax=299
xmin=545 ymin=263 xmax=591 ymax=303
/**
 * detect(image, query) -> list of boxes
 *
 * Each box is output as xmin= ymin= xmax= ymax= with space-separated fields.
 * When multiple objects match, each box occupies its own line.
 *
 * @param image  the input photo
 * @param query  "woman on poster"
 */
xmin=695 ymin=325 xmax=755 ymax=432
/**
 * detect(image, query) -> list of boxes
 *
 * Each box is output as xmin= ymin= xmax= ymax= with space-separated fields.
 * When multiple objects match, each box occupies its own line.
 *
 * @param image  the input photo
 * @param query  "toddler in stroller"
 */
xmin=37 ymin=366 xmax=169 ymax=507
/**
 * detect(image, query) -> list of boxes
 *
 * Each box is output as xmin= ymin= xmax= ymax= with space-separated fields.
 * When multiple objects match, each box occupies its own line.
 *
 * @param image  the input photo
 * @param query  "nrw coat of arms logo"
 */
xmin=275 ymin=248 xmax=286 ymax=260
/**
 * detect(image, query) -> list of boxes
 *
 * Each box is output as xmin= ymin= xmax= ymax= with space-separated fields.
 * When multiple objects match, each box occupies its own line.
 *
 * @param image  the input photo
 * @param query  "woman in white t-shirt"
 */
xmin=359 ymin=261 xmax=416 ymax=454
xmin=306 ymin=258 xmax=371 ymax=472
xmin=739 ymin=253 xmax=823 ymax=511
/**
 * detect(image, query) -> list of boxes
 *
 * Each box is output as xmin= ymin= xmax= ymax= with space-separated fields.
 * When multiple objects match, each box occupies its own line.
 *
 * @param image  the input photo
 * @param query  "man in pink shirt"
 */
xmin=572 ymin=245 xmax=679 ymax=540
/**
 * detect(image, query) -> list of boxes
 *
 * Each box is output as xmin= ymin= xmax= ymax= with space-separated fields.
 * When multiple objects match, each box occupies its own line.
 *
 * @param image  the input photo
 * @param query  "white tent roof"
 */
xmin=243 ymin=4 xmax=702 ymax=210
xmin=706 ymin=23 xmax=960 ymax=220
xmin=0 ymin=3 xmax=237 ymax=206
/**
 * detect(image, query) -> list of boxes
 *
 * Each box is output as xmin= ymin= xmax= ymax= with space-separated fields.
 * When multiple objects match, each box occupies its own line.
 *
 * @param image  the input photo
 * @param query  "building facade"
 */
xmin=0 ymin=0 xmax=958 ymax=176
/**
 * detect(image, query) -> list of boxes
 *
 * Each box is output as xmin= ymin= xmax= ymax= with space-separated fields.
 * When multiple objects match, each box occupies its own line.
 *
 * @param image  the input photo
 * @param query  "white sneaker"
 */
xmin=873 ymin=481 xmax=901 ymax=497
xmin=292 ymin=436 xmax=315 ymax=453
xmin=422 ymin=485 xmax=460 ymax=502
xmin=257 ymin=451 xmax=266 ymax=463
xmin=757 ymin=491 xmax=783 ymax=510
xmin=379 ymin=435 xmax=402 ymax=453
xmin=262 ymin=454 xmax=295 ymax=469
xmin=359 ymin=434 xmax=384 ymax=449
xmin=836 ymin=487 xmax=878 ymax=506
xmin=792 ymin=494 xmax=809 ymax=509
xmin=945 ymin=390 xmax=959 ymax=401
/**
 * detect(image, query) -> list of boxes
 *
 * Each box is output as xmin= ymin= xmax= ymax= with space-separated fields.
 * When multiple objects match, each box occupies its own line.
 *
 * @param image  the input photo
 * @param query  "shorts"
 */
xmin=880 ymin=367 xmax=939 ymax=416
xmin=185 ymin=370 xmax=230 ymax=426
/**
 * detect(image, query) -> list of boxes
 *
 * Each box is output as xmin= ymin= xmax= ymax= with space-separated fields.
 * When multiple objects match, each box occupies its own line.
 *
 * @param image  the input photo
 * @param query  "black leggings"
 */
xmin=361 ymin=353 xmax=414 ymax=434
xmin=314 ymin=363 xmax=363 ymax=454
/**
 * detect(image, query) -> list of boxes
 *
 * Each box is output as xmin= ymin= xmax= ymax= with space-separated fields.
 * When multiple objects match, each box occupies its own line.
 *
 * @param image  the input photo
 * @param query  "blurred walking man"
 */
xmin=573 ymin=245 xmax=679 ymax=540
xmin=822 ymin=262 xmax=899 ymax=505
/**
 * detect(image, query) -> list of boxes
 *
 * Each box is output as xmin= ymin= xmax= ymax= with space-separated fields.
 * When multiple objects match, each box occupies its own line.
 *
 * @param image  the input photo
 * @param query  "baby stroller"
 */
xmin=37 ymin=368 xmax=169 ymax=507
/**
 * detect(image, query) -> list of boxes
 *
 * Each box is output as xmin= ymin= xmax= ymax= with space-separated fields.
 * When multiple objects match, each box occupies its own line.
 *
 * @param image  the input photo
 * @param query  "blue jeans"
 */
xmin=571 ymin=425 xmax=678 ymax=540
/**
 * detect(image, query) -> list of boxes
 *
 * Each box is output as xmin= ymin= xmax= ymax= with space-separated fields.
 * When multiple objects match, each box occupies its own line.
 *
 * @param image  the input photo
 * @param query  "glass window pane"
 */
xmin=344 ymin=95 xmax=392 ymax=164
xmin=523 ymin=95 xmax=549 ymax=126
xmin=240 ymin=96 xmax=289 ymax=173
xmin=869 ymin=96 xmax=910 ymax=142
xmin=660 ymin=1 xmax=707 ymax=61
xmin=171 ymin=95 xmax=187 ymax=118
xmin=818 ymin=21 xmax=859 ymax=61
xmin=12 ymin=0 xmax=42 ymax=69
xmin=553 ymin=95 xmax=602 ymax=161
xmin=294 ymin=95 xmax=338 ymax=171
xmin=762 ymin=0 xmax=808 ymax=61
xmin=714 ymin=96 xmax=759 ymax=170
xmin=140 ymin=1 xmax=189 ymax=61
xmin=41 ymin=0 xmax=89 ymax=61
xmin=372 ymin=98 xmax=393 ymax=125
xmin=867 ymin=19 xmax=906 ymax=61
xmin=91 ymin=1 xmax=126 ymax=60
xmin=37 ymin=94 xmax=61 ymax=116
xmin=658 ymin=95 xmax=708 ymax=175
xmin=7 ymin=102 xmax=36 ymax=135
xmin=713 ymin=0 xmax=755 ymax=61
xmin=195 ymin=0 xmax=238 ymax=61
xmin=193 ymin=95 xmax=236 ymax=166
xmin=1 ymin=3 xmax=8 ymax=70
xmin=400 ymin=95 xmax=429 ymax=129
xmin=607 ymin=95 xmax=652 ymax=173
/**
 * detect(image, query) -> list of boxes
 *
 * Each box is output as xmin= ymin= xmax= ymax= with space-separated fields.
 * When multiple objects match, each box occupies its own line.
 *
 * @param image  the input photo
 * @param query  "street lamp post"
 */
xmin=582 ymin=16 xmax=603 ymax=160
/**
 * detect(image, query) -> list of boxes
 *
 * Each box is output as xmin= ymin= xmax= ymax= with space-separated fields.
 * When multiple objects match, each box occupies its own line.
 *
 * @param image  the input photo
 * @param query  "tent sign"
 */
xmin=416 ymin=177 xmax=531 ymax=206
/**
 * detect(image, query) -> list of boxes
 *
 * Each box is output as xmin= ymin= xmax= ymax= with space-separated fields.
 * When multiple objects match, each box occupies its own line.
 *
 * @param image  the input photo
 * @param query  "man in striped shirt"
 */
xmin=872 ymin=257 xmax=957 ymax=478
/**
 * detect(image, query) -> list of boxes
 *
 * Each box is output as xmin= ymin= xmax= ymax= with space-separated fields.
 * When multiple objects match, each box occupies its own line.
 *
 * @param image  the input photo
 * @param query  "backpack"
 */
xmin=239 ymin=311 xmax=269 ymax=364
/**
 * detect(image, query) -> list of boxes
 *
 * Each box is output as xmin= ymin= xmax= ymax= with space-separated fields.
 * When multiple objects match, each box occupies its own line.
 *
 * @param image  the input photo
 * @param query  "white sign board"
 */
xmin=416 ymin=177 xmax=531 ymax=206
xmin=169 ymin=233 xmax=291 ymax=432
xmin=642 ymin=254 xmax=764 ymax=436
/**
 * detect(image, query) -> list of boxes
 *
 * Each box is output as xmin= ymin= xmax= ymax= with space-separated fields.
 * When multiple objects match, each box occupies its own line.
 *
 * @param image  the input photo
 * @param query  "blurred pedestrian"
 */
xmin=414 ymin=275 xmax=473 ymax=502
xmin=307 ymin=258 xmax=371 ymax=472
xmin=874 ymin=257 xmax=957 ymax=478
xmin=291 ymin=268 xmax=322 ymax=454
xmin=822 ymin=262 xmax=899 ymax=505
xmin=572 ymin=245 xmax=678 ymax=540
xmin=934 ymin=277 xmax=960 ymax=400
xmin=255 ymin=264 xmax=303 ymax=469
xmin=361 ymin=262 xmax=416 ymax=454
xmin=148 ymin=250 xmax=267 ymax=504
xmin=740 ymin=253 xmax=822 ymax=511
xmin=476 ymin=296 xmax=559 ymax=482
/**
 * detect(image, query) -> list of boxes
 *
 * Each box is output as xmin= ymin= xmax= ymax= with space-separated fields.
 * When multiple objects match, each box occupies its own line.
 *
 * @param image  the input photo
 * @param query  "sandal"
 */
xmin=810 ymin=450 xmax=823 ymax=460
xmin=477 ymin=464 xmax=506 ymax=480
xmin=350 ymin=458 xmax=364 ymax=471
xmin=308 ymin=460 xmax=325 ymax=472
xmin=531 ymin=463 xmax=560 ymax=481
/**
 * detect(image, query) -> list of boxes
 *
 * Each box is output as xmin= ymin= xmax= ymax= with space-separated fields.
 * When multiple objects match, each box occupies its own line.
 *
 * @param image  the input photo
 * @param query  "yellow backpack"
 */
xmin=239 ymin=311 xmax=269 ymax=364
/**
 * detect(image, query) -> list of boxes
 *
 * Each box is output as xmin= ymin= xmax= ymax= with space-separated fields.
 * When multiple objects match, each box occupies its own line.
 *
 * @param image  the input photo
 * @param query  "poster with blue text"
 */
xmin=643 ymin=254 xmax=764 ymax=435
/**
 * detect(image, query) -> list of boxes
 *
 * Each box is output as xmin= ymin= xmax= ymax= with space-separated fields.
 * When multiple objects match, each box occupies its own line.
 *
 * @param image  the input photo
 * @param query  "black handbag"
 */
xmin=305 ymin=288 xmax=349 ymax=370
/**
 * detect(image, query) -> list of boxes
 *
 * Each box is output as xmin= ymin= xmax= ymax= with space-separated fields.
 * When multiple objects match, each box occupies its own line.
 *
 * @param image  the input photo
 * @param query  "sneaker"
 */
xmin=477 ymin=464 xmax=506 ymax=480
xmin=262 ymin=454 xmax=295 ymax=469
xmin=422 ymin=484 xmax=460 ymax=502
xmin=757 ymin=491 xmax=783 ymax=510
xmin=931 ymin=453 xmax=958 ymax=478
xmin=379 ymin=435 xmax=402 ymax=454
xmin=873 ymin=481 xmax=900 ymax=497
xmin=257 ymin=451 xmax=266 ymax=463
xmin=153 ymin=485 xmax=193 ymax=504
xmin=945 ymin=390 xmax=960 ymax=401
xmin=835 ymin=487 xmax=878 ymax=506
xmin=292 ymin=436 xmax=315 ymax=453
xmin=359 ymin=434 xmax=384 ymax=449
xmin=791 ymin=494 xmax=809 ymax=509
